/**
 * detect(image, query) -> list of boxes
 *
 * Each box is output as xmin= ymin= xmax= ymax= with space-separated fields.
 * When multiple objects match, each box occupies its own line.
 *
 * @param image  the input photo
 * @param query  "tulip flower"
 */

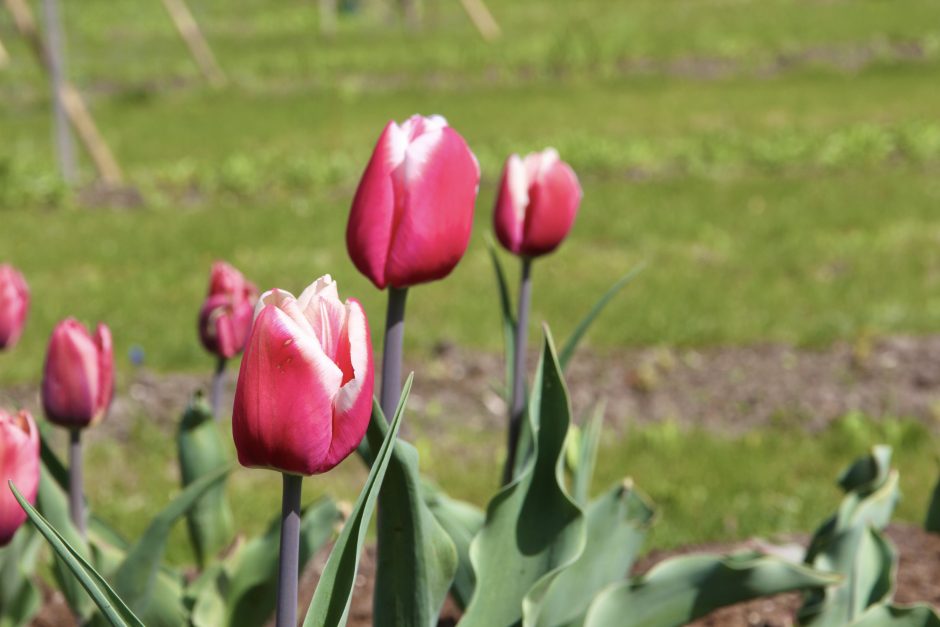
xmin=0 ymin=265 xmax=29 ymax=351
xmin=232 ymin=275 xmax=373 ymax=627
xmin=0 ymin=409 xmax=39 ymax=546
xmin=41 ymin=318 xmax=114 ymax=534
xmin=197 ymin=261 xmax=258 ymax=418
xmin=492 ymin=149 xmax=582 ymax=485
xmin=347 ymin=114 xmax=479 ymax=421
xmin=493 ymin=148 xmax=582 ymax=258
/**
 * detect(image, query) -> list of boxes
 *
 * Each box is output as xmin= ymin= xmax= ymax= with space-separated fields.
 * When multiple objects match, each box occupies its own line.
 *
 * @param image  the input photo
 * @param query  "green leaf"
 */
xmin=571 ymin=402 xmax=605 ymax=506
xmin=583 ymin=551 xmax=839 ymax=627
xmin=224 ymin=497 xmax=340 ymax=627
xmin=558 ymin=264 xmax=644 ymax=371
xmin=0 ymin=524 xmax=42 ymax=627
xmin=838 ymin=445 xmax=892 ymax=494
xmin=486 ymin=235 xmax=517 ymax=402
xmin=370 ymin=413 xmax=458 ymax=627
xmin=177 ymin=392 xmax=234 ymax=567
xmin=925 ymin=465 xmax=940 ymax=533
xmin=303 ymin=374 xmax=412 ymax=627
xmin=9 ymin=481 xmax=144 ymax=627
xmin=528 ymin=480 xmax=655 ymax=627
xmin=852 ymin=604 xmax=940 ymax=626
xmin=460 ymin=330 xmax=585 ymax=627
xmin=424 ymin=483 xmax=485 ymax=610
xmin=112 ymin=464 xmax=230 ymax=622
xmin=187 ymin=561 xmax=227 ymax=627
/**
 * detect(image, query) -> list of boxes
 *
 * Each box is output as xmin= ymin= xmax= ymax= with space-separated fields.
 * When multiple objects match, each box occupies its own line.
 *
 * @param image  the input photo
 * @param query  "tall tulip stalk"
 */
xmin=347 ymin=114 xmax=479 ymax=419
xmin=198 ymin=261 xmax=258 ymax=418
xmin=41 ymin=319 xmax=114 ymax=534
xmin=232 ymin=275 xmax=374 ymax=627
xmin=494 ymin=148 xmax=582 ymax=484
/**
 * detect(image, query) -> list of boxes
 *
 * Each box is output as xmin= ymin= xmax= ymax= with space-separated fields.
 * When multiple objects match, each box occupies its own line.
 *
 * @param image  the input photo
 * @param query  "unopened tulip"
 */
xmin=347 ymin=114 xmax=480 ymax=289
xmin=494 ymin=148 xmax=582 ymax=258
xmin=198 ymin=261 xmax=259 ymax=359
xmin=233 ymin=275 xmax=374 ymax=475
xmin=41 ymin=319 xmax=114 ymax=429
xmin=0 ymin=409 xmax=39 ymax=546
xmin=0 ymin=265 xmax=29 ymax=350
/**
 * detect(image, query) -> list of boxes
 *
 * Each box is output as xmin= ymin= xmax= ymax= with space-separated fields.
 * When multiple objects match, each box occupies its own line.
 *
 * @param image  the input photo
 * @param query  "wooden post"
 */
xmin=5 ymin=0 xmax=123 ymax=185
xmin=41 ymin=0 xmax=77 ymax=183
xmin=159 ymin=0 xmax=227 ymax=88
xmin=458 ymin=0 xmax=500 ymax=41
xmin=318 ymin=0 xmax=337 ymax=36
xmin=0 ymin=34 xmax=10 ymax=68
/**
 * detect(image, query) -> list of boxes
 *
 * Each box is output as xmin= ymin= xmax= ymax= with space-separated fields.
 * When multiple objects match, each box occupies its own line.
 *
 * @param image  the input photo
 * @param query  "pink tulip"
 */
xmin=494 ymin=148 xmax=582 ymax=258
xmin=198 ymin=261 xmax=259 ymax=359
xmin=41 ymin=319 xmax=114 ymax=429
xmin=0 ymin=408 xmax=39 ymax=546
xmin=233 ymin=275 xmax=374 ymax=475
xmin=0 ymin=265 xmax=29 ymax=350
xmin=347 ymin=114 xmax=481 ymax=289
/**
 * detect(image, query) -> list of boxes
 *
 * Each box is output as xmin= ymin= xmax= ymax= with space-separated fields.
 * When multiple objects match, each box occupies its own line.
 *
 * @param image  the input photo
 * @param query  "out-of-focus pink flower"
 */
xmin=494 ymin=148 xmax=582 ymax=258
xmin=198 ymin=261 xmax=259 ymax=360
xmin=0 ymin=265 xmax=29 ymax=350
xmin=347 ymin=114 xmax=480 ymax=289
xmin=41 ymin=319 xmax=114 ymax=429
xmin=233 ymin=275 xmax=374 ymax=475
xmin=0 ymin=408 xmax=40 ymax=546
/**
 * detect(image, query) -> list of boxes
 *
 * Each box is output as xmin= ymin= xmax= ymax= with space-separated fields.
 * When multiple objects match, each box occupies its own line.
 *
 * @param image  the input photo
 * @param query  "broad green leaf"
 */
xmin=838 ymin=445 xmax=892 ymax=494
xmin=559 ymin=264 xmax=644 ymax=371
xmin=370 ymin=414 xmax=458 ymax=627
xmin=571 ymin=402 xmax=605 ymax=506
xmin=112 ymin=464 xmax=230 ymax=622
xmin=0 ymin=524 xmax=42 ymax=627
xmin=187 ymin=561 xmax=227 ymax=627
xmin=460 ymin=330 xmax=585 ymax=627
xmin=852 ymin=604 xmax=940 ymax=626
xmin=527 ymin=480 xmax=655 ymax=627
xmin=583 ymin=552 xmax=839 ymax=627
xmin=925 ymin=465 xmax=940 ymax=533
xmin=177 ymin=392 xmax=234 ymax=567
xmin=424 ymin=483 xmax=485 ymax=610
xmin=9 ymin=481 xmax=144 ymax=627
xmin=303 ymin=374 xmax=411 ymax=627
xmin=224 ymin=497 xmax=340 ymax=627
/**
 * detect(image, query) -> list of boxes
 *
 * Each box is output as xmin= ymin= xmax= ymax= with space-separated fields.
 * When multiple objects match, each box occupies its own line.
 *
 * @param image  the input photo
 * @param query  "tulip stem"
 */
xmin=502 ymin=258 xmax=532 ymax=486
xmin=275 ymin=473 xmax=302 ymax=627
xmin=211 ymin=357 xmax=227 ymax=419
xmin=68 ymin=429 xmax=85 ymax=536
xmin=379 ymin=287 xmax=409 ymax=422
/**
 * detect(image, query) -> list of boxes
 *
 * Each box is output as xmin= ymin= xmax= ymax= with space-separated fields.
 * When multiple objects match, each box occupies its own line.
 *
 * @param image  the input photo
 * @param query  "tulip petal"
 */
xmin=493 ymin=154 xmax=529 ymax=255
xmin=327 ymin=299 xmax=373 ymax=470
xmin=0 ymin=265 xmax=29 ymax=350
xmin=93 ymin=324 xmax=114 ymax=424
xmin=520 ymin=156 xmax=582 ymax=257
xmin=42 ymin=320 xmax=100 ymax=427
xmin=0 ymin=410 xmax=40 ymax=546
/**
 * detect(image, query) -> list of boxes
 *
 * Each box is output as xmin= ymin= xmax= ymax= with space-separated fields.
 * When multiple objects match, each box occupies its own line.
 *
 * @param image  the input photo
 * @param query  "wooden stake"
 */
xmin=42 ymin=0 xmax=77 ymax=183
xmin=5 ymin=0 xmax=123 ymax=184
xmin=458 ymin=0 xmax=500 ymax=41
xmin=318 ymin=0 xmax=337 ymax=37
xmin=0 ymin=34 xmax=10 ymax=68
xmin=159 ymin=0 xmax=227 ymax=88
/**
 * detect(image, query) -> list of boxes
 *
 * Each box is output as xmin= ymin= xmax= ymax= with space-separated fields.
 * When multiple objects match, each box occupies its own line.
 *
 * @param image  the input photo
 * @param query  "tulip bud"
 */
xmin=494 ymin=148 xmax=582 ymax=258
xmin=198 ymin=261 xmax=259 ymax=359
xmin=41 ymin=319 xmax=114 ymax=429
xmin=0 ymin=408 xmax=39 ymax=546
xmin=233 ymin=275 xmax=374 ymax=475
xmin=347 ymin=114 xmax=481 ymax=289
xmin=0 ymin=265 xmax=29 ymax=350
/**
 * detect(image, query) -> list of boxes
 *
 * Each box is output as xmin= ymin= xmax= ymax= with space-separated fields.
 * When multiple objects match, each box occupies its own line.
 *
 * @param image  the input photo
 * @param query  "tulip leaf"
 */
xmin=424 ymin=483 xmax=485 ymax=610
xmin=370 ymin=418 xmax=458 ymax=627
xmin=9 ymin=481 xmax=145 ymax=627
xmin=486 ymin=236 xmax=517 ymax=403
xmin=852 ymin=604 xmax=940 ymax=626
xmin=582 ymin=551 xmax=839 ymax=627
xmin=460 ymin=329 xmax=585 ymax=627
xmin=0 ymin=524 xmax=42 ymax=627
xmin=177 ymin=392 xmax=234 ymax=567
xmin=224 ymin=497 xmax=340 ymax=627
xmin=303 ymin=373 xmax=412 ymax=627
xmin=527 ymin=480 xmax=655 ymax=627
xmin=558 ymin=263 xmax=644 ymax=371
xmin=186 ymin=561 xmax=227 ymax=627
xmin=111 ymin=464 xmax=230 ymax=622
xmin=924 ymin=464 xmax=940 ymax=534
xmin=571 ymin=402 xmax=605 ymax=506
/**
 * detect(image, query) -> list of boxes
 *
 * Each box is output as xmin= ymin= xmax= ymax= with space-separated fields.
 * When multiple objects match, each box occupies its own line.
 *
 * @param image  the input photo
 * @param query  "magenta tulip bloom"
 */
xmin=347 ymin=114 xmax=481 ymax=289
xmin=0 ymin=409 xmax=39 ymax=546
xmin=41 ymin=319 xmax=114 ymax=429
xmin=198 ymin=261 xmax=259 ymax=359
xmin=494 ymin=148 xmax=582 ymax=258
xmin=233 ymin=275 xmax=374 ymax=475
xmin=0 ymin=265 xmax=29 ymax=350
